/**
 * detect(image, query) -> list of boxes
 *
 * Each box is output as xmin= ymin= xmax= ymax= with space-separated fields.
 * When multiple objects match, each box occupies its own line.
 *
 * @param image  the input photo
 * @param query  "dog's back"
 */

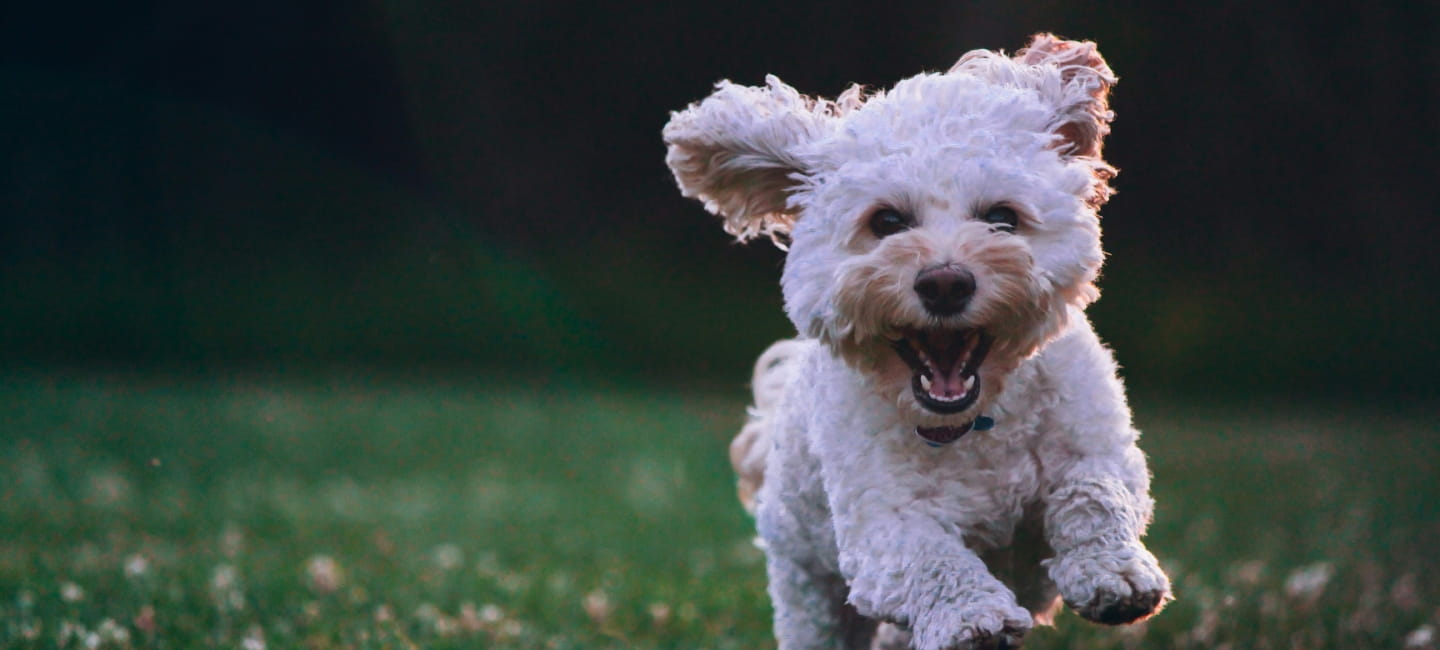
xmin=730 ymin=338 xmax=811 ymax=513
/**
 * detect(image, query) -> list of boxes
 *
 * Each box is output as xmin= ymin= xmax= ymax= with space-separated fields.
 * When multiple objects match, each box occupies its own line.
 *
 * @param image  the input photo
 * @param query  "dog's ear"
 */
xmin=1014 ymin=33 xmax=1117 ymax=160
xmin=664 ymin=75 xmax=837 ymax=244
xmin=952 ymin=34 xmax=1117 ymax=205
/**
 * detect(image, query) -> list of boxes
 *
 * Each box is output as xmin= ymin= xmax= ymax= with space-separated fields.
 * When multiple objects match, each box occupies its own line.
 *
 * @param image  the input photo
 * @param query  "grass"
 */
xmin=0 ymin=370 xmax=1436 ymax=649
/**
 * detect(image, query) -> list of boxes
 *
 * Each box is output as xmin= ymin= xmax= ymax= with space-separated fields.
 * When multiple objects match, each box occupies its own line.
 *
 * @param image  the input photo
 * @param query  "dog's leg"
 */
xmin=981 ymin=515 xmax=1061 ymax=624
xmin=766 ymin=553 xmax=877 ymax=650
xmin=1033 ymin=325 xmax=1171 ymax=625
xmin=828 ymin=518 xmax=1032 ymax=650
xmin=1041 ymin=474 xmax=1171 ymax=624
xmin=812 ymin=433 xmax=1032 ymax=646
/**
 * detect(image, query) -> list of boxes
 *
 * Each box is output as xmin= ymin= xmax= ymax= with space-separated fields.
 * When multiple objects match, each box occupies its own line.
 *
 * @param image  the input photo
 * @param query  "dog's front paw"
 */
xmin=915 ymin=599 xmax=1032 ymax=650
xmin=946 ymin=623 xmax=1027 ymax=650
xmin=1046 ymin=543 xmax=1170 ymax=625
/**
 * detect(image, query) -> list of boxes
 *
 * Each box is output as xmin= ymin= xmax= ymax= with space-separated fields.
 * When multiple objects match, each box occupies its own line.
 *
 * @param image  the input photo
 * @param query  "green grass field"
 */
xmin=1 ymin=371 xmax=1436 ymax=649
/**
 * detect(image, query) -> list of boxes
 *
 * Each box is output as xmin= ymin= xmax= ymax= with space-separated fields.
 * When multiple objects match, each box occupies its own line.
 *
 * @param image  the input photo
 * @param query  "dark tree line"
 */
xmin=1 ymin=1 xmax=1435 ymax=394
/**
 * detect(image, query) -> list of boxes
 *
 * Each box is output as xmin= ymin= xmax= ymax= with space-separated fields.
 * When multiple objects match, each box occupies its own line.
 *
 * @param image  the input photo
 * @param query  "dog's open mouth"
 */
xmin=890 ymin=328 xmax=993 ymax=414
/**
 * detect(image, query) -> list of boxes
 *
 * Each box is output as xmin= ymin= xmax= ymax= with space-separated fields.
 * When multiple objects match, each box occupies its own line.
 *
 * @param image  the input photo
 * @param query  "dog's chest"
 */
xmin=786 ymin=348 xmax=1052 ymax=550
xmin=814 ymin=404 xmax=1046 ymax=549
xmin=911 ymin=432 xmax=1042 ymax=547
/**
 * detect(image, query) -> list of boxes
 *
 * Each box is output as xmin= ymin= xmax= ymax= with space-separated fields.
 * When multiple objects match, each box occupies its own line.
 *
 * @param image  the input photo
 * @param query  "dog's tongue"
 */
xmin=924 ymin=331 xmax=969 ymax=398
xmin=927 ymin=361 xmax=969 ymax=399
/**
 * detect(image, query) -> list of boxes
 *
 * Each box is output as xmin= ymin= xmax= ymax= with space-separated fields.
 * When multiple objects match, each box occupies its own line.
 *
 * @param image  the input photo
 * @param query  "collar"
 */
xmin=915 ymin=415 xmax=994 ymax=448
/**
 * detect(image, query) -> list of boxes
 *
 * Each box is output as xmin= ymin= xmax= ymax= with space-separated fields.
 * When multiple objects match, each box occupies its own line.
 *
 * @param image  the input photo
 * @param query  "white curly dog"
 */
xmin=663 ymin=33 xmax=1171 ymax=650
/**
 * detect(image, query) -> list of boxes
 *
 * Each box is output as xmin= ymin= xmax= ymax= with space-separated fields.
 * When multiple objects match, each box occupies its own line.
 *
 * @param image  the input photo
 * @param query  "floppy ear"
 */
xmin=1014 ymin=33 xmax=1117 ymax=160
xmin=663 ymin=75 xmax=836 ymax=243
xmin=949 ymin=33 xmax=1117 ymax=160
xmin=950 ymin=34 xmax=1118 ymax=206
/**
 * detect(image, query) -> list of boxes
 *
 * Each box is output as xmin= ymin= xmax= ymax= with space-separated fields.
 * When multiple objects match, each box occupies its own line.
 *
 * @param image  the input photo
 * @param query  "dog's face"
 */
xmin=665 ymin=34 xmax=1117 ymax=425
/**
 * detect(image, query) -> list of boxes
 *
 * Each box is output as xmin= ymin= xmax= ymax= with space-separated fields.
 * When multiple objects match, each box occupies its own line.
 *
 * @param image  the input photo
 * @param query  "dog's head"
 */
xmin=664 ymin=34 xmax=1117 ymax=426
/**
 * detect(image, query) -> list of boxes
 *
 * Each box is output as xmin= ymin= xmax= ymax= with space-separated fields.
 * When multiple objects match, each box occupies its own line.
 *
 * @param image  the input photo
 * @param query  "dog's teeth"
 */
xmin=919 ymin=375 xmax=932 ymax=391
xmin=963 ymin=375 xmax=975 ymax=390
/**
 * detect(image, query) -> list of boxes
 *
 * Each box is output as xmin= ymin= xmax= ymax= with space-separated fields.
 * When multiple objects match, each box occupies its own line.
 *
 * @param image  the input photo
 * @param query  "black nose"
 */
xmin=914 ymin=265 xmax=975 ymax=316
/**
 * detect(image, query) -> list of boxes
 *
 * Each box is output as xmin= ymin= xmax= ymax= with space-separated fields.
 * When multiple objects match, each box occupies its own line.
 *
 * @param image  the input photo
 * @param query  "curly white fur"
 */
xmin=665 ymin=34 xmax=1170 ymax=650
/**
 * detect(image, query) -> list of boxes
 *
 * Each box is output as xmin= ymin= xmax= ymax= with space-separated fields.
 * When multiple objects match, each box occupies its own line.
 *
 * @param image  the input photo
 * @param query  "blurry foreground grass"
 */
xmin=0 ymin=371 xmax=1436 ymax=649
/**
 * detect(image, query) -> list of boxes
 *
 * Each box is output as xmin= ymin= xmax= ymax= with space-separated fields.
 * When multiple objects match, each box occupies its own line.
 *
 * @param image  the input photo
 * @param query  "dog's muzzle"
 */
xmin=890 ymin=328 xmax=993 ymax=415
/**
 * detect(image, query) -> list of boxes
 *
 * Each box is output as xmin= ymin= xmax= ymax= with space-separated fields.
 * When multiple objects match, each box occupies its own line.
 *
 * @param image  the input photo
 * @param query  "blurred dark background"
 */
xmin=2 ymin=1 xmax=1436 ymax=398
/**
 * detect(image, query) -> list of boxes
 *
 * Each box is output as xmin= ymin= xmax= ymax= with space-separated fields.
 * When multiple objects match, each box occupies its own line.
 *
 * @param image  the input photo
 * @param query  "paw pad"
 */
xmin=1072 ymin=587 xmax=1166 ymax=624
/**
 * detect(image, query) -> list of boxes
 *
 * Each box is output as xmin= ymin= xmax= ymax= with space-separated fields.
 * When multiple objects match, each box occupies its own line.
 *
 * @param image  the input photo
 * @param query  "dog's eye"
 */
xmin=868 ymin=209 xmax=913 ymax=238
xmin=979 ymin=205 xmax=1019 ymax=233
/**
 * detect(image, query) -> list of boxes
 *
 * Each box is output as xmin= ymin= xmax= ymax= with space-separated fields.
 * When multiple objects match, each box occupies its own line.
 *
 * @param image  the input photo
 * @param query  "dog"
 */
xmin=663 ymin=34 xmax=1170 ymax=650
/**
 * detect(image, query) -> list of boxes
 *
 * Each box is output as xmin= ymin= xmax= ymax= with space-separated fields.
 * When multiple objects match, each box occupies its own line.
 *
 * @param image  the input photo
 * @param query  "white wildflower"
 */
xmin=414 ymin=603 xmax=442 ymax=622
xmin=97 ymin=619 xmax=129 ymax=643
xmin=496 ymin=618 xmax=523 ymax=640
xmin=304 ymin=554 xmax=344 ymax=594
xmin=60 ymin=581 xmax=86 ymax=602
xmin=583 ymin=589 xmax=612 ymax=624
xmin=211 ymin=564 xmax=239 ymax=592
xmin=1407 ymin=624 xmax=1437 ymax=650
xmin=58 ymin=621 xmax=80 ymax=645
xmin=124 ymin=554 xmax=150 ymax=579
xmin=432 ymin=543 xmax=464 ymax=571
xmin=87 ymin=469 xmax=132 ymax=507
xmin=649 ymin=602 xmax=672 ymax=626
xmin=241 ymin=624 xmax=267 ymax=650
xmin=457 ymin=602 xmax=484 ymax=633
xmin=1284 ymin=562 xmax=1335 ymax=603
xmin=210 ymin=563 xmax=246 ymax=611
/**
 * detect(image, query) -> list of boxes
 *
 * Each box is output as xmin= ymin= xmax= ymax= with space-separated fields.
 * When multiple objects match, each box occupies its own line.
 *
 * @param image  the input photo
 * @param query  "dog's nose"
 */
xmin=914 ymin=265 xmax=975 ymax=316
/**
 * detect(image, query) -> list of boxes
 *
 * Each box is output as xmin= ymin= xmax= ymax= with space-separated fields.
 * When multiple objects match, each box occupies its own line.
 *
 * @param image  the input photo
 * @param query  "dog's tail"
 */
xmin=731 ymin=338 xmax=808 ymax=514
